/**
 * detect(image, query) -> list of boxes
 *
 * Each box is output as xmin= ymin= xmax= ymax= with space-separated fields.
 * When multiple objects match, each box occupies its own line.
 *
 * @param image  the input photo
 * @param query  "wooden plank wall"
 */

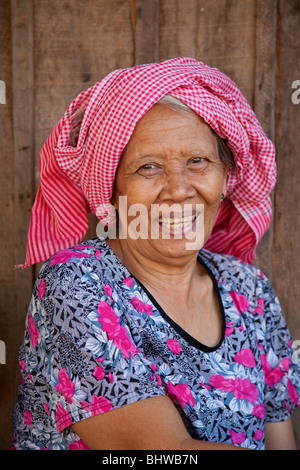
xmin=0 ymin=0 xmax=299 ymax=449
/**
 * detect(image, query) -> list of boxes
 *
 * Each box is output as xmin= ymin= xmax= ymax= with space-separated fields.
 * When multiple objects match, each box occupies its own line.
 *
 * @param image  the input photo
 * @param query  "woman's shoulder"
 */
xmin=199 ymin=249 xmax=264 ymax=282
xmin=37 ymin=237 xmax=125 ymax=283
xmin=30 ymin=238 xmax=133 ymax=338
xmin=33 ymin=237 xmax=130 ymax=312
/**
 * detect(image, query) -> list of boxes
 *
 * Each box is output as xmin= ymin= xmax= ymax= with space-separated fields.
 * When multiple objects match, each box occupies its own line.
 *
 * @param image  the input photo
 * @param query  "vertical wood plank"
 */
xmin=135 ymin=0 xmax=160 ymax=64
xmin=0 ymin=0 xmax=16 ymax=450
xmin=253 ymin=0 xmax=278 ymax=280
xmin=11 ymin=0 xmax=35 ymax=277
xmin=0 ymin=0 xmax=36 ymax=451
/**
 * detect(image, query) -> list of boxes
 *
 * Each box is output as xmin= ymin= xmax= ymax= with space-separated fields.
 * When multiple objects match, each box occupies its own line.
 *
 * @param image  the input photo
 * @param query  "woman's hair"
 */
xmin=69 ymin=94 xmax=235 ymax=169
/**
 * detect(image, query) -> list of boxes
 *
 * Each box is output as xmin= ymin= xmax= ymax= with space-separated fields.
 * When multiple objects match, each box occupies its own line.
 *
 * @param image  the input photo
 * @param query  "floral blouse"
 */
xmin=11 ymin=238 xmax=300 ymax=450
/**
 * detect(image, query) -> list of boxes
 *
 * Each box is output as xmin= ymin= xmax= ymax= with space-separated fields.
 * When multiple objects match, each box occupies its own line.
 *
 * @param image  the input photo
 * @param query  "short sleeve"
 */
xmin=259 ymin=273 xmax=300 ymax=422
xmin=30 ymin=257 xmax=166 ymax=434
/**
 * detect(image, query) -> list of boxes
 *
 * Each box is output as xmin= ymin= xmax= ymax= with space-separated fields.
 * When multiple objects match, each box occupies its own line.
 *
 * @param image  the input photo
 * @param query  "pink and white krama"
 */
xmin=21 ymin=57 xmax=276 ymax=268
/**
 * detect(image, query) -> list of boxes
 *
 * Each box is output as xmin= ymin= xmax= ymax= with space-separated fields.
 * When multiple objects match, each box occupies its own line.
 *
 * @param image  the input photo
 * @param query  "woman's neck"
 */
xmin=107 ymin=237 xmax=206 ymax=294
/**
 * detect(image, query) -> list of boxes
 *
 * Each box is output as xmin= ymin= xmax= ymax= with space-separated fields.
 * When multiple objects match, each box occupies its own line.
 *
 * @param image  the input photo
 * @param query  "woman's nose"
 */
xmin=159 ymin=170 xmax=196 ymax=202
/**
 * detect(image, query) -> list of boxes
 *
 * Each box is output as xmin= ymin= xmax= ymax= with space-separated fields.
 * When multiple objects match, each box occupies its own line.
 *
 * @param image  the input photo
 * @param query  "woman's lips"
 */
xmin=157 ymin=211 xmax=200 ymax=237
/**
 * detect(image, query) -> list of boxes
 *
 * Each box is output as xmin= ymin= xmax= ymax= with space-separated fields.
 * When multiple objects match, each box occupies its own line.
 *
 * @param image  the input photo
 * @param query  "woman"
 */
xmin=12 ymin=58 xmax=300 ymax=450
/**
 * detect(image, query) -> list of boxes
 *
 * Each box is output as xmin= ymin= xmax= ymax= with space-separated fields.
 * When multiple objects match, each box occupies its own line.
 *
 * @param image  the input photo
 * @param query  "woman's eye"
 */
xmin=141 ymin=163 xmax=155 ymax=170
xmin=137 ymin=163 xmax=158 ymax=174
xmin=190 ymin=157 xmax=203 ymax=164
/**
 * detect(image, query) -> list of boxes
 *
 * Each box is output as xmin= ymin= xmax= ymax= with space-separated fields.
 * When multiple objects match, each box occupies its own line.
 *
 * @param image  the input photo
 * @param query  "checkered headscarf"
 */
xmin=21 ymin=57 xmax=276 ymax=267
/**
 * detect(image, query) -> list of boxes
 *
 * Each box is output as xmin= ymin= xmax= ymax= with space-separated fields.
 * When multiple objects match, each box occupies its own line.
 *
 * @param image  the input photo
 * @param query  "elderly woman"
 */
xmin=12 ymin=58 xmax=299 ymax=450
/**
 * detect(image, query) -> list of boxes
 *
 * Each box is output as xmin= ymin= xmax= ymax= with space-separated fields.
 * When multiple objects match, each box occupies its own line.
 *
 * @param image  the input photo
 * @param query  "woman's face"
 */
xmin=112 ymin=104 xmax=227 ymax=262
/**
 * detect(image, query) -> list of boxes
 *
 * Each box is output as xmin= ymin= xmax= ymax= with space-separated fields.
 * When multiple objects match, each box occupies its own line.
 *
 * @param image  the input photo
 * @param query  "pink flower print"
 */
xmin=43 ymin=403 xmax=50 ymax=415
xmin=55 ymin=368 xmax=75 ymax=403
xmin=90 ymin=395 xmax=113 ymax=416
xmin=50 ymin=249 xmax=91 ymax=266
xmin=80 ymin=400 xmax=91 ymax=413
xmin=254 ymin=298 xmax=264 ymax=315
xmin=69 ymin=440 xmax=90 ymax=450
xmin=130 ymin=296 xmax=153 ymax=315
xmin=108 ymin=371 xmax=113 ymax=383
xmin=97 ymin=301 xmax=121 ymax=335
xmin=166 ymin=382 xmax=196 ymax=409
xmin=27 ymin=314 xmax=39 ymax=347
xmin=225 ymin=327 xmax=235 ymax=337
xmin=281 ymin=357 xmax=290 ymax=372
xmin=253 ymin=429 xmax=263 ymax=441
xmin=210 ymin=374 xmax=259 ymax=403
xmin=288 ymin=379 xmax=299 ymax=406
xmin=252 ymin=403 xmax=265 ymax=419
xmin=38 ymin=278 xmax=46 ymax=298
xmin=166 ymin=339 xmax=183 ymax=355
xmin=24 ymin=410 xmax=32 ymax=426
xmin=19 ymin=360 xmax=25 ymax=372
xmin=56 ymin=402 xmax=73 ymax=432
xmin=225 ymin=321 xmax=235 ymax=337
xmin=229 ymin=429 xmax=246 ymax=445
xmin=284 ymin=400 xmax=291 ymax=413
xmin=93 ymin=365 xmax=105 ymax=381
xmin=113 ymin=334 xmax=141 ymax=360
xmin=150 ymin=364 xmax=162 ymax=385
xmin=104 ymin=284 xmax=112 ymax=298
xmin=97 ymin=301 xmax=140 ymax=359
xmin=260 ymin=355 xmax=285 ymax=387
xmin=230 ymin=290 xmax=250 ymax=314
xmin=123 ymin=277 xmax=134 ymax=287
xmin=210 ymin=374 xmax=235 ymax=393
xmin=200 ymin=382 xmax=211 ymax=390
xmin=74 ymin=245 xmax=95 ymax=250
xmin=234 ymin=348 xmax=256 ymax=368
xmin=95 ymin=249 xmax=102 ymax=260
xmin=233 ymin=377 xmax=259 ymax=402
xmin=155 ymin=374 xmax=162 ymax=386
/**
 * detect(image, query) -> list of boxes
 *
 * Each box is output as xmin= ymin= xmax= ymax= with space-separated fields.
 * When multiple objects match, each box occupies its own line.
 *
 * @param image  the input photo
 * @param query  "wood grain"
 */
xmin=1 ymin=0 xmax=299 ymax=449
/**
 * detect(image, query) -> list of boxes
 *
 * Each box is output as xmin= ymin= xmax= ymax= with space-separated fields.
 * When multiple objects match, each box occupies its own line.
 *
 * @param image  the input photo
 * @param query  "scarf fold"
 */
xmin=21 ymin=57 xmax=276 ymax=268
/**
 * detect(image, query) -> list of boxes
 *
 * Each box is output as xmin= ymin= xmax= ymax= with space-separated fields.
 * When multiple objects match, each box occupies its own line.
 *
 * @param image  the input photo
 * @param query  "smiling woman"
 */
xmin=12 ymin=58 xmax=300 ymax=450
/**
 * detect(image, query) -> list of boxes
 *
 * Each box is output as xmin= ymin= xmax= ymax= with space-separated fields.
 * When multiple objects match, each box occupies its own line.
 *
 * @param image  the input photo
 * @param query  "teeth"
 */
xmin=159 ymin=215 xmax=196 ymax=228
